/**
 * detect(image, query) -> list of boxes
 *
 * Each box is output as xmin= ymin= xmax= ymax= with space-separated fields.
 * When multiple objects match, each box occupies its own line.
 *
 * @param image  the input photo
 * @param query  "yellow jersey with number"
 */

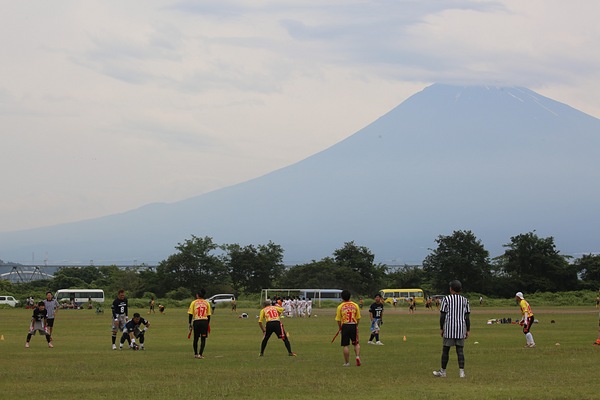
xmin=188 ymin=299 xmax=212 ymax=321
xmin=335 ymin=301 xmax=361 ymax=324
xmin=259 ymin=305 xmax=284 ymax=323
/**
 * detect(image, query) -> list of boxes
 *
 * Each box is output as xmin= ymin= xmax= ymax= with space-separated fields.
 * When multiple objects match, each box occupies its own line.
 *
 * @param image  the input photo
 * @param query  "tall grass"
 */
xmin=0 ymin=304 xmax=598 ymax=399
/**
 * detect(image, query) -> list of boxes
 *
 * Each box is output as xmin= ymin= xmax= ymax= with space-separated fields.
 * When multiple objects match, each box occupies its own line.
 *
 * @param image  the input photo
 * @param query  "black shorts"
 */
xmin=193 ymin=319 xmax=209 ymax=337
xmin=264 ymin=320 xmax=285 ymax=339
xmin=46 ymin=318 xmax=55 ymax=328
xmin=341 ymin=324 xmax=358 ymax=346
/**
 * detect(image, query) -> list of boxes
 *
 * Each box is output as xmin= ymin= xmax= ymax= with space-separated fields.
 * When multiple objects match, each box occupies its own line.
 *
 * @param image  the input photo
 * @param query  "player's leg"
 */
xmin=456 ymin=345 xmax=465 ymax=368
xmin=260 ymin=322 xmax=275 ymax=355
xmin=198 ymin=320 xmax=209 ymax=357
xmin=441 ymin=345 xmax=450 ymax=370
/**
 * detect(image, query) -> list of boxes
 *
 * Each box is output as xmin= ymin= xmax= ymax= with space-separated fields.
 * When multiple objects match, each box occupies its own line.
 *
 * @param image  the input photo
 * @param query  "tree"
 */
xmin=225 ymin=241 xmax=284 ymax=294
xmin=333 ymin=241 xmax=387 ymax=295
xmin=156 ymin=236 xmax=230 ymax=295
xmin=386 ymin=265 xmax=426 ymax=290
xmin=278 ymin=257 xmax=361 ymax=292
xmin=495 ymin=231 xmax=577 ymax=293
xmin=575 ymin=254 xmax=600 ymax=288
xmin=423 ymin=230 xmax=491 ymax=294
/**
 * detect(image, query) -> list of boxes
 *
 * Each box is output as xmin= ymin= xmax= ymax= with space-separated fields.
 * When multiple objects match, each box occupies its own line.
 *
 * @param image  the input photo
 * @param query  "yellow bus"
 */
xmin=379 ymin=288 xmax=425 ymax=305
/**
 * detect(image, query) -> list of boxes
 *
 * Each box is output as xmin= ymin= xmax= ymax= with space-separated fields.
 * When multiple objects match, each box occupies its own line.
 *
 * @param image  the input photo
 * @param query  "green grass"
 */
xmin=1 ymin=305 xmax=599 ymax=399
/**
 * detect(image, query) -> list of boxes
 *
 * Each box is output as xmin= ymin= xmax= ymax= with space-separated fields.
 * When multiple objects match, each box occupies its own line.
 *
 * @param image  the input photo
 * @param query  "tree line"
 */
xmin=2 ymin=231 xmax=600 ymax=300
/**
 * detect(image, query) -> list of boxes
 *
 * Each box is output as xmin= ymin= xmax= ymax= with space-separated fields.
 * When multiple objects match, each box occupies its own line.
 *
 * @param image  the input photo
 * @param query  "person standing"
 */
xmin=433 ymin=280 xmax=470 ymax=378
xmin=149 ymin=297 xmax=155 ymax=314
xmin=25 ymin=302 xmax=53 ymax=348
xmin=335 ymin=289 xmax=361 ymax=367
xmin=516 ymin=292 xmax=536 ymax=348
xmin=43 ymin=291 xmax=59 ymax=338
xmin=188 ymin=289 xmax=212 ymax=359
xmin=120 ymin=312 xmax=150 ymax=350
xmin=258 ymin=301 xmax=296 ymax=357
xmin=368 ymin=294 xmax=384 ymax=345
xmin=111 ymin=289 xmax=129 ymax=350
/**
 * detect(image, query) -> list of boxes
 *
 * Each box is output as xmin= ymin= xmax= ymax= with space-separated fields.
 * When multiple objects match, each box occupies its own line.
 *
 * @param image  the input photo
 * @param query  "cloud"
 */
xmin=1 ymin=0 xmax=599 ymax=236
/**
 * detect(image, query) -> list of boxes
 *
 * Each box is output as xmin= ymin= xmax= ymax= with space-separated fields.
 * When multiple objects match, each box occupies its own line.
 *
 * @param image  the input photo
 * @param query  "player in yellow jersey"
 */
xmin=335 ymin=289 xmax=361 ymax=366
xmin=515 ymin=292 xmax=536 ymax=348
xmin=258 ymin=301 xmax=296 ymax=357
xmin=188 ymin=289 xmax=212 ymax=359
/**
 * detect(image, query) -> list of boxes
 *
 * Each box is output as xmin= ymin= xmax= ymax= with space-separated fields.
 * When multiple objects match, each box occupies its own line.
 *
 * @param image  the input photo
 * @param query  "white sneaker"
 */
xmin=367 ymin=341 xmax=374 ymax=344
xmin=343 ymin=363 xmax=350 ymax=367
xmin=375 ymin=341 xmax=384 ymax=345
xmin=112 ymin=344 xmax=117 ymax=350
xmin=433 ymin=370 xmax=446 ymax=378
xmin=459 ymin=370 xmax=466 ymax=378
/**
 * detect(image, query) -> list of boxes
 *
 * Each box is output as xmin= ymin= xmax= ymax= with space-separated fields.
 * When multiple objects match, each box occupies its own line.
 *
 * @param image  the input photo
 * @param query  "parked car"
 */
xmin=0 ymin=295 xmax=19 ymax=307
xmin=207 ymin=294 xmax=235 ymax=304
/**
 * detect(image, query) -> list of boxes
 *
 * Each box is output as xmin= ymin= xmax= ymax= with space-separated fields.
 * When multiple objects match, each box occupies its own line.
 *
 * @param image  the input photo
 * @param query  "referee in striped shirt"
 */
xmin=433 ymin=280 xmax=470 ymax=378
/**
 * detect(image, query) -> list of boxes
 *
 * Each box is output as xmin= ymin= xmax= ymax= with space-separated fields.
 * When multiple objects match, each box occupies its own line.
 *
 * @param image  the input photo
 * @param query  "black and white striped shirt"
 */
xmin=440 ymin=294 xmax=470 ymax=339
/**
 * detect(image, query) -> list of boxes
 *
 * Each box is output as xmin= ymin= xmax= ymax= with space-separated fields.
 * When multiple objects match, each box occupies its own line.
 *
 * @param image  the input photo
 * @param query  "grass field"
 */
xmin=1 ymin=304 xmax=599 ymax=399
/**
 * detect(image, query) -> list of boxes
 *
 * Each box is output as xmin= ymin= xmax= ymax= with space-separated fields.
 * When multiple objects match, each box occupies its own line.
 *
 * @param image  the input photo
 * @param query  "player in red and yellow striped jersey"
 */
xmin=515 ymin=292 xmax=536 ymax=348
xmin=335 ymin=290 xmax=361 ymax=366
xmin=188 ymin=289 xmax=212 ymax=359
xmin=258 ymin=301 xmax=295 ymax=357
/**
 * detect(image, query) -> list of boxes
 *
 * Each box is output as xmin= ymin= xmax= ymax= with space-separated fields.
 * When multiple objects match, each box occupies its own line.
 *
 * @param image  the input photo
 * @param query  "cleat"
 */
xmin=433 ymin=370 xmax=446 ymax=378
xmin=367 ymin=341 xmax=374 ymax=345
xmin=112 ymin=344 xmax=117 ymax=350
xmin=25 ymin=342 xmax=30 ymax=348
xmin=529 ymin=343 xmax=536 ymax=348
xmin=356 ymin=357 xmax=361 ymax=367
xmin=289 ymin=352 xmax=297 ymax=356
xmin=459 ymin=370 xmax=466 ymax=378
xmin=197 ymin=354 xmax=204 ymax=359
xmin=593 ymin=340 xmax=600 ymax=346
xmin=259 ymin=353 xmax=264 ymax=357
xmin=375 ymin=341 xmax=384 ymax=345
xmin=343 ymin=363 xmax=350 ymax=367
xmin=48 ymin=342 xmax=54 ymax=348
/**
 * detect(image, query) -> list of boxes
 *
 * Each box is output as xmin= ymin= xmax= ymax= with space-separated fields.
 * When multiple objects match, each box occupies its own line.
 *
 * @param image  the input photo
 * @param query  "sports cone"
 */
xmin=0 ymin=335 xmax=4 ymax=341
xmin=403 ymin=336 xmax=407 ymax=341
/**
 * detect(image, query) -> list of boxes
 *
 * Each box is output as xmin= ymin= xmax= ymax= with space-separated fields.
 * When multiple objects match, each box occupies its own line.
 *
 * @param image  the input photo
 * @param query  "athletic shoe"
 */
xmin=593 ymin=340 xmax=600 ymax=346
xmin=140 ymin=346 xmax=144 ymax=350
xmin=48 ymin=342 xmax=54 ymax=348
xmin=433 ymin=370 xmax=446 ymax=378
xmin=25 ymin=342 xmax=29 ymax=348
xmin=529 ymin=343 xmax=536 ymax=348
xmin=367 ymin=341 xmax=374 ymax=345
xmin=342 ymin=363 xmax=350 ymax=367
xmin=289 ymin=352 xmax=297 ymax=356
xmin=197 ymin=354 xmax=204 ymax=359
xmin=356 ymin=357 xmax=361 ymax=366
xmin=375 ymin=341 xmax=384 ymax=345
xmin=259 ymin=353 xmax=264 ymax=357
xmin=459 ymin=370 xmax=466 ymax=378
xmin=112 ymin=344 xmax=117 ymax=350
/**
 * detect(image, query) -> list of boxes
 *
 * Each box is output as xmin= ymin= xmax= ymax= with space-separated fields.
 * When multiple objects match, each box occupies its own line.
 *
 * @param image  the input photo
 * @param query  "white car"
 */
xmin=0 ymin=295 xmax=19 ymax=307
xmin=207 ymin=294 xmax=235 ymax=304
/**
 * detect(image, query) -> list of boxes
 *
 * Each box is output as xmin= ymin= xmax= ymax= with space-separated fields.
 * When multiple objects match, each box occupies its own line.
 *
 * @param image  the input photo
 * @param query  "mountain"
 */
xmin=2 ymin=84 xmax=599 ymax=265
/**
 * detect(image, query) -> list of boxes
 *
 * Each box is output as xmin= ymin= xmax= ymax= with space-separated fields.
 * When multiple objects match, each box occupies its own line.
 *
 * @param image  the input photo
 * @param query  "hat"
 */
xmin=515 ymin=292 xmax=524 ymax=299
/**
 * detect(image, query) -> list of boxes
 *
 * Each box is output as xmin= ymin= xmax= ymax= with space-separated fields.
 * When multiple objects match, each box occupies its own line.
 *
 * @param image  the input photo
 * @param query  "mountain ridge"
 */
xmin=2 ymin=83 xmax=599 ymax=265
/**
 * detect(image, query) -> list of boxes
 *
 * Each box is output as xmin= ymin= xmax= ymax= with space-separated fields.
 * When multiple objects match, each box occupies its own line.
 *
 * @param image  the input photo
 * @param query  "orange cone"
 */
xmin=403 ymin=335 xmax=407 ymax=341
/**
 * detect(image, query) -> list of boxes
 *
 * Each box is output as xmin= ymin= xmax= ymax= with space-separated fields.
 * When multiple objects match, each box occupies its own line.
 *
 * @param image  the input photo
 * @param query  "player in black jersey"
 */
xmin=111 ymin=289 xmax=129 ymax=350
xmin=120 ymin=312 xmax=150 ymax=350
xmin=368 ymin=294 xmax=384 ymax=345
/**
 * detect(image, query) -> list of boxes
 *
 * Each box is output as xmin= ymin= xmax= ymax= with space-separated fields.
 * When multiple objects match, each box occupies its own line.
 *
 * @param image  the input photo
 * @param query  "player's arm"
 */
xmin=464 ymin=313 xmax=471 ymax=338
xmin=439 ymin=311 xmax=447 ymax=336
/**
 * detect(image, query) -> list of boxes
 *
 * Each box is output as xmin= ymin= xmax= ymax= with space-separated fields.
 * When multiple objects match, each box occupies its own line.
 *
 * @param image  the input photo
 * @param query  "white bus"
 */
xmin=55 ymin=289 xmax=105 ymax=304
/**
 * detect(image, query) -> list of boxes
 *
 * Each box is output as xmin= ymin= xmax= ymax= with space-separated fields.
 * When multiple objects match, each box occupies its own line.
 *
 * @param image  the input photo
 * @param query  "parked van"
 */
xmin=0 ymin=295 xmax=19 ymax=307
xmin=207 ymin=294 xmax=235 ymax=304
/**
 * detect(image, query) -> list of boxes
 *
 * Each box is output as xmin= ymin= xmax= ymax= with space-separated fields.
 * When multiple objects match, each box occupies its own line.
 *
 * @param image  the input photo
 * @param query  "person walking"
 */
xmin=258 ymin=301 xmax=296 ymax=357
xmin=335 ymin=289 xmax=361 ymax=367
xmin=516 ymin=292 xmax=536 ymax=348
xmin=433 ymin=280 xmax=470 ymax=378
xmin=43 ymin=291 xmax=59 ymax=337
xmin=188 ymin=289 xmax=212 ymax=359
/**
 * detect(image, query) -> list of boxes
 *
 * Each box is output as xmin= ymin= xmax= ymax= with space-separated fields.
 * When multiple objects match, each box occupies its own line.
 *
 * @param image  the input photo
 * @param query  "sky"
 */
xmin=2 ymin=0 xmax=600 ymax=233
